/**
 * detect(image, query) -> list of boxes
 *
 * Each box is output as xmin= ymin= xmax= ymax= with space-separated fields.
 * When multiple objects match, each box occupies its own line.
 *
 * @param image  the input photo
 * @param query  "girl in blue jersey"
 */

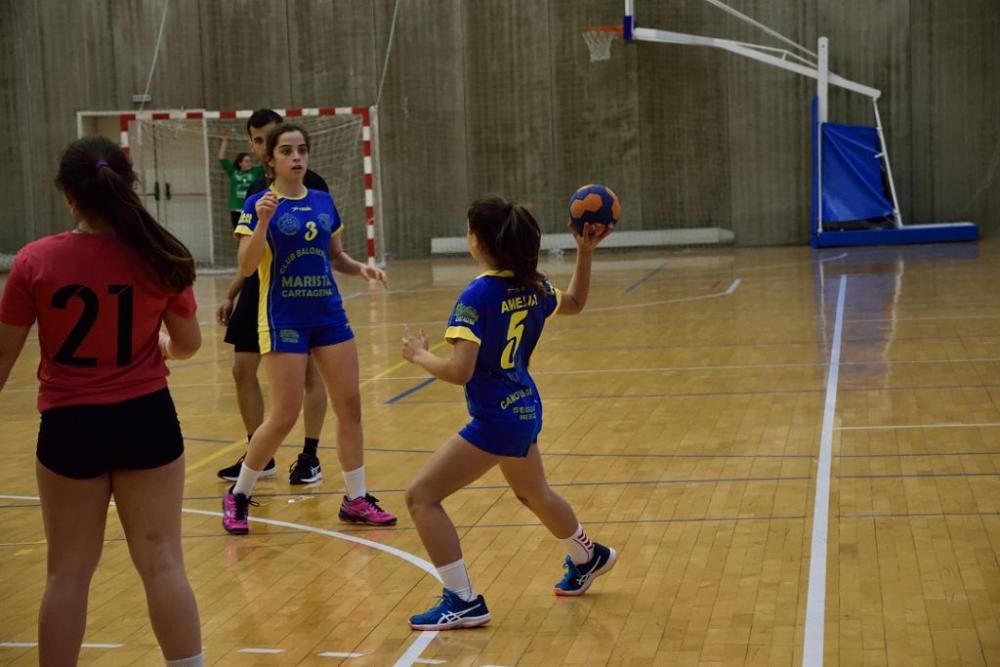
xmin=401 ymin=196 xmax=615 ymax=630
xmin=222 ymin=124 xmax=397 ymax=533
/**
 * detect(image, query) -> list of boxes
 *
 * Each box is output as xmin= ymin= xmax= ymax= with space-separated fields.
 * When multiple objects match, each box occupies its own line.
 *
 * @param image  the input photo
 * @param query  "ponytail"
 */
xmin=55 ymin=137 xmax=195 ymax=293
xmin=467 ymin=196 xmax=545 ymax=294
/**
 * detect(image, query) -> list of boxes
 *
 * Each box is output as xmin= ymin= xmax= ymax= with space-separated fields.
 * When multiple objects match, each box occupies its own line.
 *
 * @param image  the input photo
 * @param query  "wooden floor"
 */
xmin=1 ymin=242 xmax=999 ymax=666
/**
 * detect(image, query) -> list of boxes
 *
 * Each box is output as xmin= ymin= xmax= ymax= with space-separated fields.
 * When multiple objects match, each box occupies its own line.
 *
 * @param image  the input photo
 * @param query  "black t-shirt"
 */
xmin=245 ymin=169 xmax=330 ymax=198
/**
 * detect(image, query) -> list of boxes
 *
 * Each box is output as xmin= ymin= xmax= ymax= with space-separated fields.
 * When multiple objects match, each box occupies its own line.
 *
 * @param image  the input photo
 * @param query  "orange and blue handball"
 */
xmin=568 ymin=183 xmax=621 ymax=234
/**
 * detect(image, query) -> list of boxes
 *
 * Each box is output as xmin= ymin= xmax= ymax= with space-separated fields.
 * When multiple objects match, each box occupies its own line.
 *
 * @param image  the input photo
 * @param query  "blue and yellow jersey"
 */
xmin=445 ymin=271 xmax=562 ymax=425
xmin=236 ymin=186 xmax=347 ymax=332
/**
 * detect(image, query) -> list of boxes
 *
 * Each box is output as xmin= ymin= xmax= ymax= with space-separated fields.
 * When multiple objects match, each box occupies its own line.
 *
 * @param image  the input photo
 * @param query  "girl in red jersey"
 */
xmin=0 ymin=137 xmax=204 ymax=666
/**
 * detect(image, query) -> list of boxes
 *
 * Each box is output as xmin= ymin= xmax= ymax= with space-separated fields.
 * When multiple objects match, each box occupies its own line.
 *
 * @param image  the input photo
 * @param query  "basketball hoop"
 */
xmin=581 ymin=26 xmax=622 ymax=62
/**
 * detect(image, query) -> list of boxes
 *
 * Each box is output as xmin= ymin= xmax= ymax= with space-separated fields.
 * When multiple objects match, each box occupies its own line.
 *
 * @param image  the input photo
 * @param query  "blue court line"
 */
xmin=188 ymin=437 xmax=1000 ymax=462
xmin=838 ymin=511 xmax=1000 ymax=519
xmin=328 ymin=515 xmax=809 ymax=532
xmin=838 ymin=450 xmax=1000 ymax=458
xmin=839 ymin=471 xmax=1000 ymax=480
xmin=178 ymin=475 xmax=809 ymax=501
xmin=623 ymin=261 xmax=668 ymax=294
xmin=385 ymin=377 xmax=437 ymax=404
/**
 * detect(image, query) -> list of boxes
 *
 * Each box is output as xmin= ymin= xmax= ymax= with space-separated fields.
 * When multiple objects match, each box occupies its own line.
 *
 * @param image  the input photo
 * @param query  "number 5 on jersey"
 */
xmin=501 ymin=310 xmax=527 ymax=369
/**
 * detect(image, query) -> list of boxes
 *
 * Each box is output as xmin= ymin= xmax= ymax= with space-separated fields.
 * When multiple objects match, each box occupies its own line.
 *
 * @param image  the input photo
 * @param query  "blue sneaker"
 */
xmin=553 ymin=543 xmax=617 ymax=596
xmin=409 ymin=589 xmax=491 ymax=630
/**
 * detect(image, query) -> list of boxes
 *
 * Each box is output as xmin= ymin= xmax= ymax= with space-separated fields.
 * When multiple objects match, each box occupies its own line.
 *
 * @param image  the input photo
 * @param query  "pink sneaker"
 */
xmin=338 ymin=493 xmax=397 ymax=526
xmin=222 ymin=486 xmax=255 ymax=535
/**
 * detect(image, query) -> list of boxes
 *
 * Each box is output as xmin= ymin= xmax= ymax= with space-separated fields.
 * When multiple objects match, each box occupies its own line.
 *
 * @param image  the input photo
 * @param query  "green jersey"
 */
xmin=220 ymin=159 xmax=264 ymax=210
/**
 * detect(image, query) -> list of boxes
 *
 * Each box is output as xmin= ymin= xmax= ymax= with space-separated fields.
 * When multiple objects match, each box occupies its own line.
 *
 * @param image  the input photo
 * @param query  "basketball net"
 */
xmin=581 ymin=27 xmax=621 ymax=62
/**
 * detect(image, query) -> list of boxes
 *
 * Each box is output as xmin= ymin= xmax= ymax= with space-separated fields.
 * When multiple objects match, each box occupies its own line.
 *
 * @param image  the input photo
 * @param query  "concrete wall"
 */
xmin=1 ymin=0 xmax=997 ymax=257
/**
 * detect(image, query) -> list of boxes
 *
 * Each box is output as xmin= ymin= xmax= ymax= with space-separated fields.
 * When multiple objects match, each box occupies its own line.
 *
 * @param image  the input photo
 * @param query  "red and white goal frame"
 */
xmin=76 ymin=106 xmax=382 ymax=266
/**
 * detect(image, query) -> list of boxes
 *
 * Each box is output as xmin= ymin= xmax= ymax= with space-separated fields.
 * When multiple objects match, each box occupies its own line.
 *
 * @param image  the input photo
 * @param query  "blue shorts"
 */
xmin=460 ymin=418 xmax=542 ymax=458
xmin=259 ymin=322 xmax=354 ymax=354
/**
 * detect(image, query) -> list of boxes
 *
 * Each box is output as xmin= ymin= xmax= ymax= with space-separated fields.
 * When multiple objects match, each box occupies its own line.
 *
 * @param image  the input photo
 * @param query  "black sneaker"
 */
xmin=217 ymin=454 xmax=277 ymax=482
xmin=289 ymin=453 xmax=323 ymax=485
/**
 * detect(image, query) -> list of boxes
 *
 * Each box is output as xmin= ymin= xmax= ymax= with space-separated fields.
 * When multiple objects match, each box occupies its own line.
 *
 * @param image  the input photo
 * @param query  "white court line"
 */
xmin=803 ymin=274 xmax=847 ymax=667
xmin=239 ymin=647 xmax=284 ymax=654
xmin=589 ymin=278 xmax=741 ymax=313
xmin=179 ymin=509 xmax=441 ymax=665
xmin=837 ymin=422 xmax=1000 ymax=431
xmin=393 ymin=631 xmax=439 ymax=667
xmin=318 ymin=651 xmax=366 ymax=658
xmin=1 ymin=497 xmax=442 ymax=666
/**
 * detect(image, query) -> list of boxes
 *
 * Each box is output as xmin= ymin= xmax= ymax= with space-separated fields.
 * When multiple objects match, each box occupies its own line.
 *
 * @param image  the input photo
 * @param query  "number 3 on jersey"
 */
xmin=501 ymin=310 xmax=528 ymax=369
xmin=305 ymin=221 xmax=318 ymax=241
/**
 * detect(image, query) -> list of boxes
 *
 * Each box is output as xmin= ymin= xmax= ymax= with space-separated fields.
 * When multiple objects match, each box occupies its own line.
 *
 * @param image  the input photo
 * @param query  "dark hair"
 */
xmin=467 ymin=196 xmax=544 ymax=293
xmin=246 ymin=108 xmax=283 ymax=135
xmin=265 ymin=123 xmax=311 ymax=161
xmin=234 ymin=152 xmax=252 ymax=168
xmin=55 ymin=137 xmax=195 ymax=293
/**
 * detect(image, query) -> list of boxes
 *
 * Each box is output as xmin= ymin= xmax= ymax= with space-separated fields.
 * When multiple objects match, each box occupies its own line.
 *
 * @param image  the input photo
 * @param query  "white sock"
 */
xmin=233 ymin=463 xmax=262 ymax=497
xmin=437 ymin=559 xmax=475 ymax=602
xmin=166 ymin=653 xmax=205 ymax=667
xmin=561 ymin=524 xmax=595 ymax=565
xmin=342 ymin=466 xmax=366 ymax=500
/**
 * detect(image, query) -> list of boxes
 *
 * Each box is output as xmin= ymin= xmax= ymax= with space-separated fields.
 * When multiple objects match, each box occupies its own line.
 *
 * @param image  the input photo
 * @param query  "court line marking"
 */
xmin=10 ymin=354 xmax=999 ymax=396
xmin=319 ymin=651 xmax=366 ymax=658
xmin=394 ymin=631 xmax=439 ymax=667
xmin=590 ymin=278 xmax=741 ymax=313
xmin=386 ymin=377 xmax=437 ymax=404
xmin=180 ymin=340 xmax=449 ymax=475
xmin=179 ymin=476 xmax=810 ymax=502
xmin=838 ymin=511 xmax=1000 ymax=519
xmin=181 ymin=509 xmax=442 ymax=666
xmin=239 ymin=647 xmax=284 ymax=654
xmin=839 ymin=472 xmax=1000 ymax=480
xmin=0 ymin=496 xmax=441 ymax=664
xmin=803 ymin=273 xmax=846 ymax=667
xmin=622 ymin=261 xmax=669 ymax=294
xmin=837 ymin=422 xmax=1000 ymax=431
xmin=0 ymin=642 xmax=125 ymax=649
xmin=341 ymin=278 xmax=745 ymax=329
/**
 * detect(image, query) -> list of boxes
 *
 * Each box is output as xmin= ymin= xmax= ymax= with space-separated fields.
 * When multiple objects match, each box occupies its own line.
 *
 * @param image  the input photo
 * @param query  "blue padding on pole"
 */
xmin=821 ymin=123 xmax=893 ymax=222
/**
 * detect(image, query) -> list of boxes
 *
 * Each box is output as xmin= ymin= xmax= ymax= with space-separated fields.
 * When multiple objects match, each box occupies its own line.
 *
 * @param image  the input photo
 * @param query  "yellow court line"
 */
xmin=359 ymin=340 xmax=448 ymax=388
xmin=185 ymin=440 xmax=247 ymax=476
xmin=184 ymin=341 xmax=448 ymax=475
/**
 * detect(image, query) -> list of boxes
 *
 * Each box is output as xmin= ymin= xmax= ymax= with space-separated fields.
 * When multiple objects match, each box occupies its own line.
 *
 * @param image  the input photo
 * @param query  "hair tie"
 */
xmin=96 ymin=160 xmax=110 ymax=168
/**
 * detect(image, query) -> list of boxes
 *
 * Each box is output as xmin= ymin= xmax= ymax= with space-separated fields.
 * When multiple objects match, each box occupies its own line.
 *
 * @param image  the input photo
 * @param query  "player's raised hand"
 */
xmin=568 ymin=221 xmax=613 ymax=252
xmin=360 ymin=264 xmax=389 ymax=289
xmin=255 ymin=192 xmax=279 ymax=226
xmin=401 ymin=325 xmax=428 ymax=362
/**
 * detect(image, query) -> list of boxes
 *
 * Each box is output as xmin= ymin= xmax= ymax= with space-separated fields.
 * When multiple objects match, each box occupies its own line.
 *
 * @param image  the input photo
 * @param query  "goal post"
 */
xmin=77 ymin=106 xmax=383 ymax=269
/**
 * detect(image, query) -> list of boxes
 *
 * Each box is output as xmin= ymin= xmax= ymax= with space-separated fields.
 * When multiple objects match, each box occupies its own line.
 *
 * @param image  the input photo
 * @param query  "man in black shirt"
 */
xmin=215 ymin=109 xmax=329 ymax=485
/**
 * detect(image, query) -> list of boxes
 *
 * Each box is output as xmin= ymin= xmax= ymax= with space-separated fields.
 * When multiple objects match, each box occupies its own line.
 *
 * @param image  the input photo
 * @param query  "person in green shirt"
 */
xmin=218 ymin=128 xmax=264 ymax=228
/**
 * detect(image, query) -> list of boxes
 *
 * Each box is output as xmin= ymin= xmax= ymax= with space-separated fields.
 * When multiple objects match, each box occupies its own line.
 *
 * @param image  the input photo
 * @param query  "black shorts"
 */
xmin=224 ymin=272 xmax=261 ymax=354
xmin=37 ymin=388 xmax=184 ymax=479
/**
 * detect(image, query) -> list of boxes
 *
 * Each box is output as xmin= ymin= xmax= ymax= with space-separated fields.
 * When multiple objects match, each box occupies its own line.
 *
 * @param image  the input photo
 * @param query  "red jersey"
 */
xmin=0 ymin=232 xmax=197 ymax=411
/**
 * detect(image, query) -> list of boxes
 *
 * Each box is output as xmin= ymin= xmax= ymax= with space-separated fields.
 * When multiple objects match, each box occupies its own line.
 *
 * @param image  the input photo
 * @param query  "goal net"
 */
xmin=120 ymin=112 xmax=374 ymax=270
